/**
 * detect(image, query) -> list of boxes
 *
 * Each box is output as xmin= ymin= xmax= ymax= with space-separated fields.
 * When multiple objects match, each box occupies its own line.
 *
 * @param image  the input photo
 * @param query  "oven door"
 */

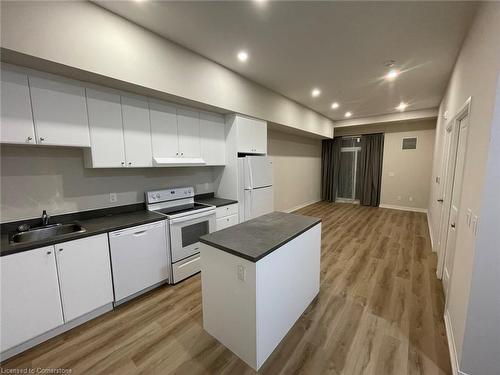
xmin=169 ymin=210 xmax=215 ymax=262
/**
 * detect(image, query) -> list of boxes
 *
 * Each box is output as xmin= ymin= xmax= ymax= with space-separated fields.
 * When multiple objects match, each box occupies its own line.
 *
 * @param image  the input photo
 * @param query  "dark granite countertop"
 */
xmin=195 ymin=192 xmax=238 ymax=208
xmin=0 ymin=204 xmax=166 ymax=257
xmin=199 ymin=211 xmax=321 ymax=262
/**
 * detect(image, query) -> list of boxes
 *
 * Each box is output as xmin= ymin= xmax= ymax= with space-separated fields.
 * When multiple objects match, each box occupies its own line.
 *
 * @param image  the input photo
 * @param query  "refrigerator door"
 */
xmin=244 ymin=186 xmax=274 ymax=221
xmin=244 ymin=156 xmax=273 ymax=189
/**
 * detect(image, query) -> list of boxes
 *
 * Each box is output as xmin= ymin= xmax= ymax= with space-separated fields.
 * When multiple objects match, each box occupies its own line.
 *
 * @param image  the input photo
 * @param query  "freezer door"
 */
xmin=244 ymin=186 xmax=274 ymax=221
xmin=244 ymin=156 xmax=273 ymax=189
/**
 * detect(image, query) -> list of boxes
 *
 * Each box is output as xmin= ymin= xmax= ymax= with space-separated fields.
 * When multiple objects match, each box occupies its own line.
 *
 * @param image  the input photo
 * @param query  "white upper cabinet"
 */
xmin=150 ymin=99 xmax=179 ymax=159
xmin=236 ymin=115 xmax=267 ymax=154
xmin=29 ymin=75 xmax=90 ymax=147
xmin=200 ymin=111 xmax=225 ymax=165
xmin=85 ymin=88 xmax=126 ymax=168
xmin=0 ymin=67 xmax=36 ymax=145
xmin=121 ymin=95 xmax=152 ymax=167
xmin=0 ymin=246 xmax=64 ymax=352
xmin=177 ymin=107 xmax=201 ymax=158
xmin=55 ymin=234 xmax=113 ymax=322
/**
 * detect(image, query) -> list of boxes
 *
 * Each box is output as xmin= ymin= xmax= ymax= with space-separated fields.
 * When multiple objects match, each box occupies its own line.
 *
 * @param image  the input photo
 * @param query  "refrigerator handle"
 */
xmin=247 ymin=157 xmax=254 ymax=189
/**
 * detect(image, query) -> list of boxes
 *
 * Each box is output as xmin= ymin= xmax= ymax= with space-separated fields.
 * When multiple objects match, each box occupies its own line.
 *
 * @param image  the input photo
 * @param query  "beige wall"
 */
xmin=0 ymin=145 xmax=216 ymax=222
xmin=427 ymin=3 xmax=500 ymax=374
xmin=0 ymin=1 xmax=333 ymax=138
xmin=335 ymin=119 xmax=436 ymax=211
xmin=267 ymin=130 xmax=322 ymax=212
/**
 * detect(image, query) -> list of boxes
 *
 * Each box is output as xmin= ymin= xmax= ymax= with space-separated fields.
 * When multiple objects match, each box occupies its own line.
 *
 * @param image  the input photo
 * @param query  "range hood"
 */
xmin=153 ymin=157 xmax=206 ymax=167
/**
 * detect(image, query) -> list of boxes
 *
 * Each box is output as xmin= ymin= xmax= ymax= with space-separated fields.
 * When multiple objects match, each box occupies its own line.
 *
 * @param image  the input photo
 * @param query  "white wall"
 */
xmin=428 ymin=3 xmax=500 ymax=374
xmin=335 ymin=119 xmax=436 ymax=211
xmin=0 ymin=145 xmax=216 ymax=222
xmin=267 ymin=130 xmax=322 ymax=212
xmin=0 ymin=1 xmax=333 ymax=138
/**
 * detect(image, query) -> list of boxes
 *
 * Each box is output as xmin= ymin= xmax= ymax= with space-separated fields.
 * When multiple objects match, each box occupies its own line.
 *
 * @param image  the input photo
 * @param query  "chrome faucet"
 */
xmin=41 ymin=210 xmax=50 ymax=226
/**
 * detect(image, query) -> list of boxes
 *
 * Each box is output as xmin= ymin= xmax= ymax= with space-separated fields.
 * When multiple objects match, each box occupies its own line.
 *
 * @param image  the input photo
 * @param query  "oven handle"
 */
xmin=169 ymin=209 xmax=215 ymax=225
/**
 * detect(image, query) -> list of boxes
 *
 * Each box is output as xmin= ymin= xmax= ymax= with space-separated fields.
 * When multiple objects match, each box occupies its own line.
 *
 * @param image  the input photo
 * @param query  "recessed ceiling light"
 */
xmin=331 ymin=102 xmax=339 ymax=109
xmin=237 ymin=51 xmax=248 ymax=62
xmin=345 ymin=112 xmax=352 ymax=118
xmin=385 ymin=69 xmax=400 ymax=81
xmin=396 ymin=102 xmax=408 ymax=111
xmin=311 ymin=88 xmax=321 ymax=97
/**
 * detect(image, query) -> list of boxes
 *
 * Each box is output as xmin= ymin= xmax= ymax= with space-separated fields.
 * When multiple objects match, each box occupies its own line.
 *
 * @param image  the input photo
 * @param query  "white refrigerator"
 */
xmin=238 ymin=156 xmax=274 ymax=222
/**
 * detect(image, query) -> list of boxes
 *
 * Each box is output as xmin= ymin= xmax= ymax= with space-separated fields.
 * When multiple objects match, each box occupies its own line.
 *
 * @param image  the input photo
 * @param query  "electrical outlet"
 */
xmin=388 ymin=172 xmax=395 ymax=177
xmin=408 ymin=196 xmax=413 ymax=202
xmin=237 ymin=265 xmax=246 ymax=282
xmin=110 ymin=193 xmax=117 ymax=203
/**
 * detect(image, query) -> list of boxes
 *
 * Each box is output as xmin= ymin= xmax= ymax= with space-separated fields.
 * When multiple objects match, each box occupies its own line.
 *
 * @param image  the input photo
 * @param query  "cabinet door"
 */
xmin=29 ymin=75 xmax=90 ymax=147
xmin=86 ymin=88 xmax=126 ymax=168
xmin=0 ymin=246 xmax=64 ymax=352
xmin=122 ymin=95 xmax=152 ymax=167
xmin=177 ymin=108 xmax=201 ymax=158
xmin=236 ymin=116 xmax=267 ymax=154
xmin=216 ymin=214 xmax=239 ymax=231
xmin=149 ymin=99 xmax=179 ymax=159
xmin=55 ymin=234 xmax=113 ymax=322
xmin=200 ymin=112 xmax=225 ymax=165
xmin=0 ymin=68 xmax=36 ymax=144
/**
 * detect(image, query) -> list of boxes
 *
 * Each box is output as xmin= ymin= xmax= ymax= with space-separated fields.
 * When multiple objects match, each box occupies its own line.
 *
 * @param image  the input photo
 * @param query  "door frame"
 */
xmin=337 ymin=144 xmax=361 ymax=202
xmin=436 ymin=97 xmax=471 ymax=285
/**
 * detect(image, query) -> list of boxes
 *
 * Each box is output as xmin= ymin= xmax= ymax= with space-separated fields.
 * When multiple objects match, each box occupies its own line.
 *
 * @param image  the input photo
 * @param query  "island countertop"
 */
xmin=199 ymin=211 xmax=321 ymax=262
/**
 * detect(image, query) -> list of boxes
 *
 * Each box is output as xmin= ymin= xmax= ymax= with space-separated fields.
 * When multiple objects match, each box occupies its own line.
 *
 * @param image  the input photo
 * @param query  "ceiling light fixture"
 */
xmin=237 ymin=51 xmax=249 ymax=62
xmin=331 ymin=102 xmax=339 ymax=109
xmin=396 ymin=102 xmax=408 ymax=111
xmin=311 ymin=88 xmax=321 ymax=97
xmin=385 ymin=69 xmax=400 ymax=81
xmin=345 ymin=112 xmax=352 ymax=118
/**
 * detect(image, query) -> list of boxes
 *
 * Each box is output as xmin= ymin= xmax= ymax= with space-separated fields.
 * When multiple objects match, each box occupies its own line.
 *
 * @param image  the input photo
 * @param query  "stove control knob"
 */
xmin=156 ymin=193 xmax=161 ymax=199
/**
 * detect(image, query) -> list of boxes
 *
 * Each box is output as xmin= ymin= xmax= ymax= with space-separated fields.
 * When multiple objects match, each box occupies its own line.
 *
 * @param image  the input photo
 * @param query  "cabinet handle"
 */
xmin=181 ymin=152 xmax=184 ymax=156
xmin=27 ymin=136 xmax=33 ymax=142
xmin=437 ymin=199 xmax=444 ymax=203
xmin=176 ymin=152 xmax=179 ymax=156
xmin=39 ymin=137 xmax=45 ymax=142
xmin=46 ymin=251 xmax=52 ymax=255
xmin=58 ymin=248 xmax=63 ymax=252
xmin=128 ymin=162 xmax=132 ymax=166
xmin=121 ymin=162 xmax=125 ymax=166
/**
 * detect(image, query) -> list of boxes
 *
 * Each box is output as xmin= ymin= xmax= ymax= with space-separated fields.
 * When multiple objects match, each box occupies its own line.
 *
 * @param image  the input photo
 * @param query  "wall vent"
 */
xmin=402 ymin=137 xmax=417 ymax=150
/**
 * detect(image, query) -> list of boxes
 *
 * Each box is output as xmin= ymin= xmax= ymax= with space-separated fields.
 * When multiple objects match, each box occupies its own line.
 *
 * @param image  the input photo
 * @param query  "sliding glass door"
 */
xmin=337 ymin=137 xmax=362 ymax=202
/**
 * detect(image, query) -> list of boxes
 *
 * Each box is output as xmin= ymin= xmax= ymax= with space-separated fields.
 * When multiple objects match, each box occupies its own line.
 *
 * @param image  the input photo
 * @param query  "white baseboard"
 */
xmin=379 ymin=203 xmax=428 ymax=213
xmin=427 ymin=212 xmax=435 ymax=251
xmin=285 ymin=199 xmax=321 ymax=213
xmin=444 ymin=309 xmax=471 ymax=375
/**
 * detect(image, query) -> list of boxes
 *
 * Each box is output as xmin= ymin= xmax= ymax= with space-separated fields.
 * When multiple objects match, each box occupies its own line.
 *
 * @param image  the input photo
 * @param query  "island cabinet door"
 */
xmin=0 ymin=246 xmax=64 ymax=352
xmin=54 ymin=234 xmax=113 ymax=322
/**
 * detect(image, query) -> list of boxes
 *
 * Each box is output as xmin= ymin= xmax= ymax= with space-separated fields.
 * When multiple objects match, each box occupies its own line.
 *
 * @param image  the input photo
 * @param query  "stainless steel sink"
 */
xmin=10 ymin=223 xmax=86 ymax=244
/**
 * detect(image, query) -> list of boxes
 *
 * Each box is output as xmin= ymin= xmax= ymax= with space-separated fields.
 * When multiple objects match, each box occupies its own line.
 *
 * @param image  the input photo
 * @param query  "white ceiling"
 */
xmin=96 ymin=1 xmax=477 ymax=121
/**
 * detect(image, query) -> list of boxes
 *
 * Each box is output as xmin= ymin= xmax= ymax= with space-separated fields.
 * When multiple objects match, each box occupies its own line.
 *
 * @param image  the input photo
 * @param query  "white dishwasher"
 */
xmin=109 ymin=220 xmax=169 ymax=304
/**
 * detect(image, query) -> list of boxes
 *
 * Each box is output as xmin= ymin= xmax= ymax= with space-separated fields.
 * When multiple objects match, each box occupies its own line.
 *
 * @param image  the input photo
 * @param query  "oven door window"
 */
xmin=181 ymin=220 xmax=209 ymax=247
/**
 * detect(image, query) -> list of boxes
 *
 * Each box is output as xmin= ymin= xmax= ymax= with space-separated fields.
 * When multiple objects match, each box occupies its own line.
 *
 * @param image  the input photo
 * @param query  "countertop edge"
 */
xmin=0 ymin=214 xmax=166 ymax=257
xmin=199 ymin=219 xmax=321 ymax=262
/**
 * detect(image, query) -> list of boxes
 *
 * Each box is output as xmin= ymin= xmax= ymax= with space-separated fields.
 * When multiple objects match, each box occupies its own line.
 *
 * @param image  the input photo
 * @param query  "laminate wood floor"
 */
xmin=1 ymin=202 xmax=451 ymax=375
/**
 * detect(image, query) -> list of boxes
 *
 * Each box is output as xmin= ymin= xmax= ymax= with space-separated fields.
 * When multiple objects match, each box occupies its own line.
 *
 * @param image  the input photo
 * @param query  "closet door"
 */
xmin=122 ymin=95 xmax=152 ymax=167
xmin=86 ymin=88 xmax=126 ymax=168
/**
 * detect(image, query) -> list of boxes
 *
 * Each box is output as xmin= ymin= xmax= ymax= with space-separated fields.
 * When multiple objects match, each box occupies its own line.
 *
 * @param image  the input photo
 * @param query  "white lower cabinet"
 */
xmin=0 ymin=234 xmax=113 ymax=354
xmin=215 ymin=203 xmax=239 ymax=231
xmin=0 ymin=246 xmax=64 ymax=352
xmin=55 ymin=234 xmax=113 ymax=322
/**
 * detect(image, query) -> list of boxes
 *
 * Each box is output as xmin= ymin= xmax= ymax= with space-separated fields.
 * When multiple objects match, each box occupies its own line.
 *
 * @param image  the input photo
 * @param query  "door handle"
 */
xmin=133 ymin=230 xmax=147 ymax=236
xmin=450 ymin=223 xmax=456 ymax=228
xmin=437 ymin=199 xmax=444 ymax=203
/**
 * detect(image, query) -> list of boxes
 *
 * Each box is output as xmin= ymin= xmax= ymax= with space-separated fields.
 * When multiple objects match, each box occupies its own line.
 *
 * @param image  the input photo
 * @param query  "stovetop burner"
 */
xmin=154 ymin=203 xmax=211 ymax=217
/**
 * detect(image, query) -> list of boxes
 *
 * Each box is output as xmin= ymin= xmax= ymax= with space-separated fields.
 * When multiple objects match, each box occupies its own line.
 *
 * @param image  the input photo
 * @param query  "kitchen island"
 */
xmin=199 ymin=211 xmax=321 ymax=370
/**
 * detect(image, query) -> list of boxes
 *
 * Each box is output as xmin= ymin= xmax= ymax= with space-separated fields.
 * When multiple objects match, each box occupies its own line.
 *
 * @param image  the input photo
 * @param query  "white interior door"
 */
xmin=442 ymin=113 xmax=469 ymax=297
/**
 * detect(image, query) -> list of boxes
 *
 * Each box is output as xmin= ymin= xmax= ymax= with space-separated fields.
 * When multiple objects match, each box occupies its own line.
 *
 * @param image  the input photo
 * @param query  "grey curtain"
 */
xmin=321 ymin=137 xmax=342 ymax=202
xmin=358 ymin=133 xmax=384 ymax=206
